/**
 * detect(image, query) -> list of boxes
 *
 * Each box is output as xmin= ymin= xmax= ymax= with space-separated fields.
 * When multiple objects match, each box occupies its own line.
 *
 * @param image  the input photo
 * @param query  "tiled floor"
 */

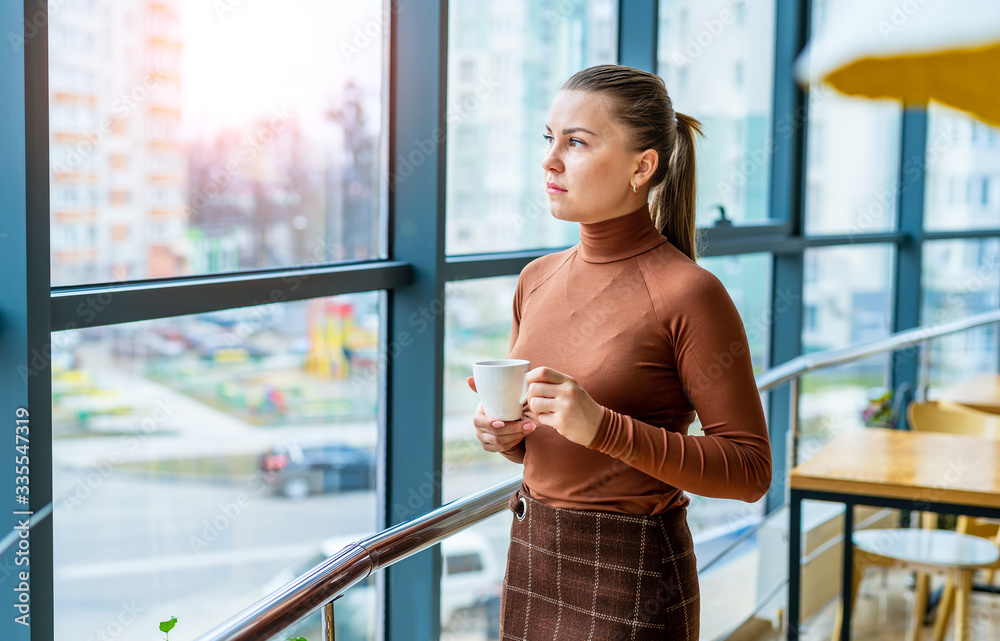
xmin=755 ymin=569 xmax=1000 ymax=641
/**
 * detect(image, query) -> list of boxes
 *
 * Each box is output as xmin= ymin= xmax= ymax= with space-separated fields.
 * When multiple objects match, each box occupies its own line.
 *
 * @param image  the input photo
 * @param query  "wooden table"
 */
xmin=787 ymin=427 xmax=1000 ymax=640
xmin=941 ymin=373 xmax=1000 ymax=414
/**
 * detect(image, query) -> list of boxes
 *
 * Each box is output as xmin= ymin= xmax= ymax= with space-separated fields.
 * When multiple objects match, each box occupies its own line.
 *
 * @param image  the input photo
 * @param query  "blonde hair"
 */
xmin=562 ymin=64 xmax=704 ymax=261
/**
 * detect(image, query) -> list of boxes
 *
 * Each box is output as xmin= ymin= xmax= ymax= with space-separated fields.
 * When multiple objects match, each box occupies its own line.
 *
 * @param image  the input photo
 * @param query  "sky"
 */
xmin=179 ymin=0 xmax=385 ymax=135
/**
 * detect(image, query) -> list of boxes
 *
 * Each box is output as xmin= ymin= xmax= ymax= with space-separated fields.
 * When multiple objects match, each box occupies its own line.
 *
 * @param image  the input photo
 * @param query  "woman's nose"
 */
xmin=541 ymin=145 xmax=562 ymax=174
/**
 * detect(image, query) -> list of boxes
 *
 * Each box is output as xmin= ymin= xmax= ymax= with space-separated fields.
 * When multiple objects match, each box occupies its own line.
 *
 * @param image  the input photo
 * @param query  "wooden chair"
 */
xmin=906 ymin=400 xmax=1000 ymax=640
xmin=908 ymin=400 xmax=1000 ymax=439
xmin=829 ymin=528 xmax=1000 ymax=641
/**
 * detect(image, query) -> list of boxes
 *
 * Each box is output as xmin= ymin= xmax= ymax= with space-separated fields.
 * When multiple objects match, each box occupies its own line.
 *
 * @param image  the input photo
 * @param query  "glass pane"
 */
xmin=49 ymin=0 xmax=386 ymax=287
xmin=684 ymin=253 xmax=771 ymax=572
xmin=445 ymin=1 xmax=618 ymax=255
xmin=699 ymin=253 xmax=772 ymax=375
xmin=803 ymin=0 xmax=901 ymax=235
xmin=52 ymin=294 xmax=380 ymax=640
xmin=657 ymin=0 xmax=776 ymax=225
xmin=800 ymin=245 xmax=895 ymax=463
xmin=924 ymin=104 xmax=1000 ymax=232
xmin=922 ymin=240 xmax=1000 ymax=394
xmin=442 ymin=276 xmax=519 ymax=641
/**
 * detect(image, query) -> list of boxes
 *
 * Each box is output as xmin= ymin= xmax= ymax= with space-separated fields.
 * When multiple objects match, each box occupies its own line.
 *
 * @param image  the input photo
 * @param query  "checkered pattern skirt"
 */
xmin=499 ymin=486 xmax=699 ymax=641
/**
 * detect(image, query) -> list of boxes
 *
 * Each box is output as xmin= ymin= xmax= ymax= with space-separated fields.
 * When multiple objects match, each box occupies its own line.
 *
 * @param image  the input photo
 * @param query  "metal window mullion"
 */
xmin=890 ymin=107 xmax=928 ymax=428
xmin=50 ymin=261 xmax=412 ymax=330
xmin=764 ymin=0 xmax=809 ymax=516
xmin=0 ymin=2 xmax=52 ymax=640
xmin=383 ymin=1 xmax=448 ymax=640
xmin=618 ymin=0 xmax=658 ymax=71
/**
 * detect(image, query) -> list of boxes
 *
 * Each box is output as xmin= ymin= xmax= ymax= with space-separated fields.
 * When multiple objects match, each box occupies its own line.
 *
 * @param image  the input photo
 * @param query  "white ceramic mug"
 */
xmin=472 ymin=359 xmax=530 ymax=421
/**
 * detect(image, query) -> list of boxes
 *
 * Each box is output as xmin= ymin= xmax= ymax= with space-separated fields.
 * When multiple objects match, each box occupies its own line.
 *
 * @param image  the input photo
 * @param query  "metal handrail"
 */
xmin=196 ymin=476 xmax=522 ymax=641
xmin=195 ymin=308 xmax=1000 ymax=641
xmin=754 ymin=308 xmax=1000 ymax=392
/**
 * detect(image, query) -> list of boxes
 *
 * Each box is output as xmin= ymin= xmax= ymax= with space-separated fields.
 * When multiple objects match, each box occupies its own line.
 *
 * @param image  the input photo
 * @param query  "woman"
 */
xmin=466 ymin=64 xmax=772 ymax=640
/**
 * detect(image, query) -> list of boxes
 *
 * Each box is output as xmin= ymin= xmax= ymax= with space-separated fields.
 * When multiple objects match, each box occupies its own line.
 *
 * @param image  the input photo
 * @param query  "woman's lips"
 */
xmin=546 ymin=182 xmax=567 ymax=194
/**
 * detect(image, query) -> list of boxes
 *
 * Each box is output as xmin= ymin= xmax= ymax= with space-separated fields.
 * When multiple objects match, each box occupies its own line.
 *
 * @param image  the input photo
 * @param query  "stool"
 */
xmin=830 ymin=528 xmax=1000 ymax=641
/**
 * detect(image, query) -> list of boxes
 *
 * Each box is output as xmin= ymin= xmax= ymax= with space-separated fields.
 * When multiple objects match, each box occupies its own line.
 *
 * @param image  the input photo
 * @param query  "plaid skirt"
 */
xmin=499 ymin=486 xmax=699 ymax=641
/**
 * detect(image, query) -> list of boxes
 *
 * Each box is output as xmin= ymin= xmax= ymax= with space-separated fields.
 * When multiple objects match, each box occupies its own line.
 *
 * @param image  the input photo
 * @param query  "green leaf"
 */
xmin=159 ymin=617 xmax=178 ymax=634
xmin=285 ymin=637 xmax=308 ymax=641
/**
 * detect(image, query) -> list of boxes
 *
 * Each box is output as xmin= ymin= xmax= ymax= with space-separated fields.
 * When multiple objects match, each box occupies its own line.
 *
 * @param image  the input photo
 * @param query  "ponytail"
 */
xmin=650 ymin=111 xmax=703 ymax=261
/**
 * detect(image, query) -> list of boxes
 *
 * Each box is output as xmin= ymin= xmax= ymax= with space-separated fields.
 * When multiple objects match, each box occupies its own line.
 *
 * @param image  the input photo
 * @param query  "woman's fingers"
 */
xmin=527 ymin=395 xmax=557 ymax=414
xmin=467 ymin=376 xmax=477 ymax=393
xmin=472 ymin=399 xmax=536 ymax=453
xmin=526 ymin=381 xmax=560 ymax=398
xmin=475 ymin=417 xmax=530 ymax=436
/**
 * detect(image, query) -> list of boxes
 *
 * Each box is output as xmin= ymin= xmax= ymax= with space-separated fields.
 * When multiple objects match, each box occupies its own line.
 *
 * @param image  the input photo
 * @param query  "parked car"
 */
xmin=264 ymin=530 xmax=502 ymax=640
xmin=258 ymin=442 xmax=376 ymax=499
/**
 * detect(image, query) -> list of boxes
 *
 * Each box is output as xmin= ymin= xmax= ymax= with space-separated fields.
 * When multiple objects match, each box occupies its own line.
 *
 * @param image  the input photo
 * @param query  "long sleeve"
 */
xmin=586 ymin=270 xmax=772 ymax=503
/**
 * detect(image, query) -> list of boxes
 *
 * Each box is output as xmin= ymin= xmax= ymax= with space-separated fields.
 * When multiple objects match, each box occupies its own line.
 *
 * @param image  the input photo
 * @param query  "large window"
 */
xmin=924 ymin=104 xmax=1000 ymax=232
xmin=922 ymin=239 xmax=1000 ymax=392
xmin=51 ymin=295 xmax=380 ymax=639
xmin=49 ymin=0 xmax=386 ymax=286
xmin=802 ymin=0 xmax=901 ymax=235
xmin=3 ymin=2 xmax=998 ymax=640
xmin=657 ymin=0 xmax=777 ymax=225
xmin=799 ymin=245 xmax=895 ymax=462
xmin=445 ymin=0 xmax=618 ymax=255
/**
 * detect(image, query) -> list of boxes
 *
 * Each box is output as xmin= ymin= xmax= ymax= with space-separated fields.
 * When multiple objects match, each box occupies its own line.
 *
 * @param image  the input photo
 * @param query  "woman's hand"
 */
xmin=524 ymin=366 xmax=605 ymax=447
xmin=467 ymin=377 xmax=535 ymax=453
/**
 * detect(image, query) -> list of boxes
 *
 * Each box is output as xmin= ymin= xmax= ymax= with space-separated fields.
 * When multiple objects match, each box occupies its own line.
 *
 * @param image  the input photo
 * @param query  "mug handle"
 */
xmin=518 ymin=373 xmax=529 ymax=405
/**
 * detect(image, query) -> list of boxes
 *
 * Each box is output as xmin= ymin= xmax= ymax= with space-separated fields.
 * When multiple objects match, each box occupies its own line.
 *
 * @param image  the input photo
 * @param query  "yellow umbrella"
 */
xmin=794 ymin=0 xmax=1000 ymax=126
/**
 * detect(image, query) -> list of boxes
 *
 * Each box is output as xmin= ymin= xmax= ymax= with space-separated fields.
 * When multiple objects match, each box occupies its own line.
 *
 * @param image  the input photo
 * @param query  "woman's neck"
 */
xmin=576 ymin=202 xmax=667 ymax=264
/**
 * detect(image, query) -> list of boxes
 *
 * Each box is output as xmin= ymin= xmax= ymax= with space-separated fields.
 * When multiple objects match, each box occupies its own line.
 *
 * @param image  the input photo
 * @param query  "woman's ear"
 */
xmin=633 ymin=149 xmax=659 ymax=189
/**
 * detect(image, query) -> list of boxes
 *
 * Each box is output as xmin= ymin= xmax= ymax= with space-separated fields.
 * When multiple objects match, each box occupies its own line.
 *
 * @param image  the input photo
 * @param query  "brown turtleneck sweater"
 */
xmin=503 ymin=203 xmax=772 ymax=515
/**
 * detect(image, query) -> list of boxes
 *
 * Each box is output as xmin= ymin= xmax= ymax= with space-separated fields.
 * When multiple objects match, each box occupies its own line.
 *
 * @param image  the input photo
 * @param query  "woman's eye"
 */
xmin=542 ymin=134 xmax=586 ymax=147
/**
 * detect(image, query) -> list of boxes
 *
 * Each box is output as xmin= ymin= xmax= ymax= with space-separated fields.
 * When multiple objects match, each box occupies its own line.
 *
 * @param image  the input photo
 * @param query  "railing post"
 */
xmin=323 ymin=601 xmax=335 ymax=641
xmin=787 ymin=376 xmax=800 ymax=487
xmin=918 ymin=338 xmax=931 ymax=401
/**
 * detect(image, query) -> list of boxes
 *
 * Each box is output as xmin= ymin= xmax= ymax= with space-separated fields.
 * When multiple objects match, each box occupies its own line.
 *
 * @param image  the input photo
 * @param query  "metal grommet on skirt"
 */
xmin=514 ymin=496 xmax=527 ymax=521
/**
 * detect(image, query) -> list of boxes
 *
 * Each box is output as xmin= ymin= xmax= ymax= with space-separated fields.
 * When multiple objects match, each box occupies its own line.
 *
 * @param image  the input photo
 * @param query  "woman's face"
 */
xmin=542 ymin=90 xmax=651 ymax=223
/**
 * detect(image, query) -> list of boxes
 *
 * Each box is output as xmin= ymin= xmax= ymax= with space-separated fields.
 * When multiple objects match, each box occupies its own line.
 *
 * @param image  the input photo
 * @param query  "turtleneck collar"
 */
xmin=576 ymin=202 xmax=668 ymax=264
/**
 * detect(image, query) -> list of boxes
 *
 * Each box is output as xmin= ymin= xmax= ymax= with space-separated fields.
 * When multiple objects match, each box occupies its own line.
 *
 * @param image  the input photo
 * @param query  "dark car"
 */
xmin=258 ymin=443 xmax=376 ymax=499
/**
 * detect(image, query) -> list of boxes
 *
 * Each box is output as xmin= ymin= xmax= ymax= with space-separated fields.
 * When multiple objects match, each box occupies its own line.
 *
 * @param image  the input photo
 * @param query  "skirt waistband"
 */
xmin=508 ymin=484 xmax=687 ymax=529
